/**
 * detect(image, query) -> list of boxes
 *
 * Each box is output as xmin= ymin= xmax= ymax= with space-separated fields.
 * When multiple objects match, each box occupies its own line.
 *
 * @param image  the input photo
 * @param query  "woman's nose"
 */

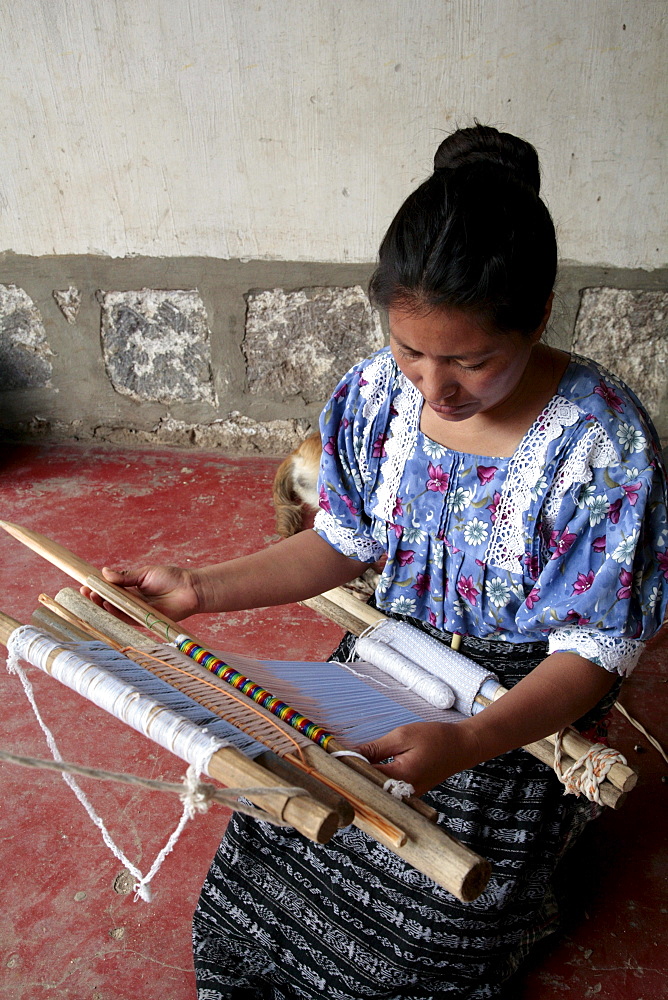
xmin=419 ymin=365 xmax=458 ymax=403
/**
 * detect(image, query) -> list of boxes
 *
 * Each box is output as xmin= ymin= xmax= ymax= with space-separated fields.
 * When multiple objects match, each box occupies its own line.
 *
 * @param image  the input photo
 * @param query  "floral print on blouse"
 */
xmin=314 ymin=349 xmax=668 ymax=676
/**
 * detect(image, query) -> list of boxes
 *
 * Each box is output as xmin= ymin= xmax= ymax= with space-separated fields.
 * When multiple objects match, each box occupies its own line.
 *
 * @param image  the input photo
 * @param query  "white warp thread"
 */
xmin=355 ymin=634 xmax=456 ymax=709
xmin=356 ymin=621 xmax=500 ymax=716
xmin=5 ymin=625 xmax=235 ymax=901
xmin=8 ymin=627 xmax=232 ymax=770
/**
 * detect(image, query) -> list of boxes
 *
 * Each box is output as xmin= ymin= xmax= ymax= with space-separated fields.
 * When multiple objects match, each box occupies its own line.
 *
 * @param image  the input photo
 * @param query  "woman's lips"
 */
xmin=428 ymin=400 xmax=473 ymax=415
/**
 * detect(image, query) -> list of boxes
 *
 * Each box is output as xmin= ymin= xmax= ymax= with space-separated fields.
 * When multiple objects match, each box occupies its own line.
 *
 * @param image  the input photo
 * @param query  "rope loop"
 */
xmin=553 ymin=728 xmax=627 ymax=804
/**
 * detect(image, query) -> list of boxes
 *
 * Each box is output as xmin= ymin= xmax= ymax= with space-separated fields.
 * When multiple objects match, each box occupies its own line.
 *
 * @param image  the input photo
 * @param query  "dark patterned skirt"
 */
xmin=192 ymin=619 xmax=618 ymax=999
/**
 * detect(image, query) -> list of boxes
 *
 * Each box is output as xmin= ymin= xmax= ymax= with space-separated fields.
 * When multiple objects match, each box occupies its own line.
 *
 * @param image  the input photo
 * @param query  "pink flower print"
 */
xmin=524 ymin=553 xmax=540 ymax=580
xmin=373 ymin=433 xmax=388 ymax=458
xmin=572 ymin=570 xmax=595 ymax=595
xmin=333 ymin=383 xmax=348 ymax=400
xmin=442 ymin=536 xmax=461 ymax=554
xmin=476 ymin=465 xmax=498 ymax=485
xmin=392 ymin=495 xmax=404 ymax=518
xmin=457 ymin=575 xmax=479 ymax=606
xmin=428 ymin=610 xmax=437 ymax=627
xmin=358 ymin=375 xmax=368 ymax=387
xmin=594 ymin=381 xmax=624 ymax=413
xmin=323 ymin=435 xmax=336 ymax=456
xmin=622 ymin=482 xmax=642 ymax=506
xmin=340 ymin=417 xmax=349 ymax=430
xmin=616 ymin=568 xmax=633 ymax=600
xmin=592 ymin=535 xmax=607 ymax=552
xmin=426 ymin=463 xmax=450 ymax=493
xmin=525 ymin=585 xmax=541 ymax=610
xmin=565 ymin=610 xmax=591 ymax=626
xmin=396 ymin=548 xmax=415 ymax=567
xmin=318 ymin=485 xmax=331 ymax=514
xmin=657 ymin=551 xmax=668 ymax=581
xmin=341 ymin=495 xmax=358 ymax=516
xmin=475 ymin=558 xmax=485 ymax=567
xmin=390 ymin=403 xmax=399 ymax=417
xmin=549 ymin=529 xmax=577 ymax=560
xmin=607 ymin=498 xmax=622 ymax=524
xmin=391 ymin=523 xmax=403 ymax=539
xmin=413 ymin=572 xmax=431 ymax=597
xmin=487 ymin=491 xmax=501 ymax=524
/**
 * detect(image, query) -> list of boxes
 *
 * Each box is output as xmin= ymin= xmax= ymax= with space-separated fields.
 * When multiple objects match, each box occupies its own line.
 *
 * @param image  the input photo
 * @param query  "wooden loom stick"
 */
xmin=0 ymin=521 xmax=434 ymax=824
xmin=305 ymin=587 xmax=637 ymax=806
xmin=51 ymin=587 xmax=491 ymax=902
xmin=36 ymin=591 xmax=355 ymax=832
xmin=1 ymin=522 xmax=491 ymax=899
xmin=0 ymin=609 xmax=342 ymax=844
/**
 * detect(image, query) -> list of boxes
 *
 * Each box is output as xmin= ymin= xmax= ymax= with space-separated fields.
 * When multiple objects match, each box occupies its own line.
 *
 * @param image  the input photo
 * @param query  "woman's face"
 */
xmin=388 ymin=305 xmax=542 ymax=423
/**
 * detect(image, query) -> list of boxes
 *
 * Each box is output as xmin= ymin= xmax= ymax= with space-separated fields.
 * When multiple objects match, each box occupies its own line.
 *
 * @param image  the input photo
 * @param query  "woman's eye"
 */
xmin=457 ymin=361 xmax=485 ymax=371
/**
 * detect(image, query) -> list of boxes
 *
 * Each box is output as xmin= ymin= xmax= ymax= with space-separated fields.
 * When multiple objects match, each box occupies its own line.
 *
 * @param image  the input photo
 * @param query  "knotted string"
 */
xmin=553 ymin=728 xmax=627 ymax=804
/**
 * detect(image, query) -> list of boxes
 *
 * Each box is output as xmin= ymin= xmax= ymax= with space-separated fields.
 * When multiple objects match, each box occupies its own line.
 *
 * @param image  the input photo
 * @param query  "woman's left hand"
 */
xmin=358 ymin=721 xmax=480 ymax=797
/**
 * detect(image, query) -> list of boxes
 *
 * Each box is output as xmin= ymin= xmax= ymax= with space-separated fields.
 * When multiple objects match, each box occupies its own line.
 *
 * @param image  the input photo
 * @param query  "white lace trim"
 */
xmin=484 ymin=396 xmax=581 ymax=571
xmin=548 ymin=627 xmax=643 ymax=676
xmin=358 ymin=353 xmax=395 ymax=486
xmin=541 ymin=422 xmax=618 ymax=533
xmin=371 ymin=372 xmax=422 ymax=522
xmin=314 ymin=509 xmax=385 ymax=563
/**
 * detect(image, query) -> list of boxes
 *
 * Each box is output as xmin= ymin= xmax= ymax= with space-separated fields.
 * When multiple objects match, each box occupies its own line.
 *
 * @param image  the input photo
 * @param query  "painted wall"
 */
xmin=1 ymin=0 xmax=666 ymax=268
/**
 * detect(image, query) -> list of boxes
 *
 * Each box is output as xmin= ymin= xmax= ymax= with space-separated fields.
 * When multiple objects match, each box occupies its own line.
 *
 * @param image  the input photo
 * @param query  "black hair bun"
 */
xmin=433 ymin=123 xmax=541 ymax=195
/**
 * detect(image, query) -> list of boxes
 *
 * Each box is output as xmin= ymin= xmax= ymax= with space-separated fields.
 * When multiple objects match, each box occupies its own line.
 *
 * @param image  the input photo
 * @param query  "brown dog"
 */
xmin=272 ymin=432 xmax=383 ymax=596
xmin=272 ymin=431 xmax=322 ymax=537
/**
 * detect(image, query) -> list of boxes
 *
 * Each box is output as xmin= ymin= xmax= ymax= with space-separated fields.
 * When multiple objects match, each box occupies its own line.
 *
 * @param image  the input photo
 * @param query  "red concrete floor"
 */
xmin=0 ymin=442 xmax=665 ymax=1000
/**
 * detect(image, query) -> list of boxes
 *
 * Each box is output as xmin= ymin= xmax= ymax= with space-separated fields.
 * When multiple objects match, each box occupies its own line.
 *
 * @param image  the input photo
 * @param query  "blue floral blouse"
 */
xmin=314 ymin=348 xmax=668 ymax=676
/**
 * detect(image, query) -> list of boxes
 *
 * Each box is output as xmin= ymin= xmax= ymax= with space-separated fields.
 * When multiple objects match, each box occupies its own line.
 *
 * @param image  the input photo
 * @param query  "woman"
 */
xmin=94 ymin=125 xmax=668 ymax=998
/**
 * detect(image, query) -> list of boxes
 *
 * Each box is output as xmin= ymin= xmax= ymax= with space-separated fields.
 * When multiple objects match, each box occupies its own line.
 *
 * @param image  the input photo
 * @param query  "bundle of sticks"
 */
xmin=0 ymin=521 xmax=637 ymax=906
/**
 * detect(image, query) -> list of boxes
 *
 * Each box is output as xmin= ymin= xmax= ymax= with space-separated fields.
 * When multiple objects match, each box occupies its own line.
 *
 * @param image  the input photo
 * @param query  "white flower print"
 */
xmin=647 ymin=586 xmax=660 ymax=611
xmin=422 ymin=438 xmax=447 ymax=460
xmin=611 ymin=529 xmax=639 ymax=564
xmin=625 ymin=466 xmax=640 ymax=480
xmin=577 ymin=483 xmax=597 ymax=509
xmin=616 ymin=422 xmax=646 ymax=454
xmin=448 ymin=487 xmax=473 ymax=513
xmin=463 ymin=517 xmax=489 ymax=546
xmin=588 ymin=495 xmax=609 ymax=526
xmin=486 ymin=578 xmax=511 ymax=608
xmin=431 ymin=544 xmax=444 ymax=569
xmin=390 ymin=596 xmax=417 ymax=615
xmin=403 ymin=523 xmax=426 ymax=544
xmin=530 ymin=475 xmax=548 ymax=501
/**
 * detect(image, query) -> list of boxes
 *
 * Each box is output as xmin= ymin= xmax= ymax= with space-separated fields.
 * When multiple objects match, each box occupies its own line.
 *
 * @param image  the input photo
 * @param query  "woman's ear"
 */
xmin=532 ymin=292 xmax=554 ymax=342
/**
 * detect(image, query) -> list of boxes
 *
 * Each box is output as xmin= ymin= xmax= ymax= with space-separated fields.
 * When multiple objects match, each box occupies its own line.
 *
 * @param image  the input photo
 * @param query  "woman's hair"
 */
xmin=369 ymin=124 xmax=557 ymax=335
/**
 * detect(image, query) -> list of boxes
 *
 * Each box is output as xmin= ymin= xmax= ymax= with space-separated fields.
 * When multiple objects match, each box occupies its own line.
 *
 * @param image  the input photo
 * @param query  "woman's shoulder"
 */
xmin=556 ymin=353 xmax=662 ymax=467
xmin=323 ymin=347 xmax=397 ymax=411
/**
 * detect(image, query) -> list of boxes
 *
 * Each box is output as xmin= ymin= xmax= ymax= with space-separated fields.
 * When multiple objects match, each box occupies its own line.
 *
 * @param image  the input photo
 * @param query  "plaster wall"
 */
xmin=1 ymin=0 xmax=666 ymax=268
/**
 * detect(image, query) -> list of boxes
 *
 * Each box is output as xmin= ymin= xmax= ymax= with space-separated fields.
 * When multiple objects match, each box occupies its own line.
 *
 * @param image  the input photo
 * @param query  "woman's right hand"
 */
xmin=81 ymin=564 xmax=203 ymax=624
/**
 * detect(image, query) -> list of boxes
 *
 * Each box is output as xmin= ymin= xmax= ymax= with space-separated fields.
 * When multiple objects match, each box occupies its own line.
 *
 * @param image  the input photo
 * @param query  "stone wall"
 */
xmin=0 ymin=254 xmax=666 ymax=453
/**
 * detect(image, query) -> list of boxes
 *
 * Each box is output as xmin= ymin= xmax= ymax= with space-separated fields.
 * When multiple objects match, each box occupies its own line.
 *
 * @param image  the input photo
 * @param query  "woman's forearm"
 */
xmin=460 ymin=651 xmax=618 ymax=768
xmin=194 ymin=529 xmax=368 ymax=613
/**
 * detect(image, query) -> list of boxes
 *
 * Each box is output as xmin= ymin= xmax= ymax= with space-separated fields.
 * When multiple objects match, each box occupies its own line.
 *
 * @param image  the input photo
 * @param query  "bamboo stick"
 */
xmin=0 ymin=608 xmax=342 ymax=844
xmin=304 ymin=587 xmax=637 ymax=805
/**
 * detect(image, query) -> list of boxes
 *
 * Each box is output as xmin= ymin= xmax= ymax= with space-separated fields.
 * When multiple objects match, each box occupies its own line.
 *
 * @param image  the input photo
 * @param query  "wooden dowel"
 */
xmin=304 ymin=586 xmax=636 ymax=804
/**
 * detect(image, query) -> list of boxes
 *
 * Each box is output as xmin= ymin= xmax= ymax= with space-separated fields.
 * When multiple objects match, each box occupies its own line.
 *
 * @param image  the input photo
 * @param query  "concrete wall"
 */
xmin=0 ymin=1 xmax=666 ymax=451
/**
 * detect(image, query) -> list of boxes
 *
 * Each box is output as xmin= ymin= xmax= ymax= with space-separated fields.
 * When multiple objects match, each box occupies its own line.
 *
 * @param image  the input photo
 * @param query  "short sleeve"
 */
xmin=516 ymin=458 xmax=668 ymax=676
xmin=313 ymin=360 xmax=387 ymax=564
